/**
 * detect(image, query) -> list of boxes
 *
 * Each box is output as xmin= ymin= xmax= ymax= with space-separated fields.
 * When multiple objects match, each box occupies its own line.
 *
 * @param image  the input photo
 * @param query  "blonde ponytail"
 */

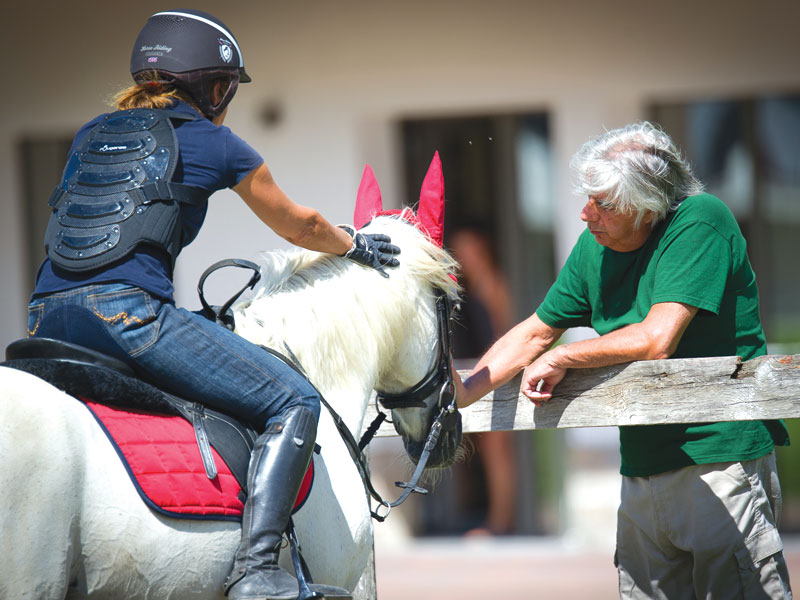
xmin=112 ymin=77 xmax=201 ymax=113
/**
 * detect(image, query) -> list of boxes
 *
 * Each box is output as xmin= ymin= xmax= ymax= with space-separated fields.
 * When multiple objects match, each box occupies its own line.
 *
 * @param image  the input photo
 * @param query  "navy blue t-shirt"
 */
xmin=33 ymin=100 xmax=263 ymax=300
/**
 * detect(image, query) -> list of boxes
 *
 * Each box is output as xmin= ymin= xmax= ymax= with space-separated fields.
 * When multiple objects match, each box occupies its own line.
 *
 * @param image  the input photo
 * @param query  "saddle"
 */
xmin=1 ymin=337 xmax=318 ymax=521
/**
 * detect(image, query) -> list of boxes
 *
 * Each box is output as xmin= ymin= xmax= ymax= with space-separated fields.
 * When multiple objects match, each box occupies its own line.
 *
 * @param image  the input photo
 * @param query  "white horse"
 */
xmin=0 ymin=156 xmax=462 ymax=599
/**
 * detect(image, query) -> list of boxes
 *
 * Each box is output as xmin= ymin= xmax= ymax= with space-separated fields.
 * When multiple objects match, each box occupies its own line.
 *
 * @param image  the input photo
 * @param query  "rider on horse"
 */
xmin=28 ymin=9 xmax=399 ymax=599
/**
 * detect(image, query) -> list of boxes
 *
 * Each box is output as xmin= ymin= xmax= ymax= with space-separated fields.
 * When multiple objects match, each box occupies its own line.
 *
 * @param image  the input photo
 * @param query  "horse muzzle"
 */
xmin=399 ymin=406 xmax=462 ymax=469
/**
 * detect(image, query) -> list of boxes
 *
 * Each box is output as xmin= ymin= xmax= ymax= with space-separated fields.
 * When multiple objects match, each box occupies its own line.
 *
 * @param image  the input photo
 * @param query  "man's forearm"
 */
xmin=459 ymin=313 xmax=562 ymax=407
xmin=548 ymin=302 xmax=699 ymax=370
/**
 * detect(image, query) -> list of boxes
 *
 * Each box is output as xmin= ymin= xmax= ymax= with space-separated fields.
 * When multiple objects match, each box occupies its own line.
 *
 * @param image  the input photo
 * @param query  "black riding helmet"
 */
xmin=130 ymin=9 xmax=251 ymax=119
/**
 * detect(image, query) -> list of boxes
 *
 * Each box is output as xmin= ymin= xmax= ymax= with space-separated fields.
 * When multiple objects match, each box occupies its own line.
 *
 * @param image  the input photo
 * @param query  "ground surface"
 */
xmin=375 ymin=535 xmax=800 ymax=599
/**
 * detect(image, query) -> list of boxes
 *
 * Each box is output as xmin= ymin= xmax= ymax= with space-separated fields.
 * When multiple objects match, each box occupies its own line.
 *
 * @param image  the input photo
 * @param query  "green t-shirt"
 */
xmin=536 ymin=193 xmax=788 ymax=477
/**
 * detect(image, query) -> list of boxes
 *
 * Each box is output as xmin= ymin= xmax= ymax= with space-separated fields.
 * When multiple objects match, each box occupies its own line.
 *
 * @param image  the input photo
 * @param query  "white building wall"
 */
xmin=2 ymin=0 xmax=799 ymax=351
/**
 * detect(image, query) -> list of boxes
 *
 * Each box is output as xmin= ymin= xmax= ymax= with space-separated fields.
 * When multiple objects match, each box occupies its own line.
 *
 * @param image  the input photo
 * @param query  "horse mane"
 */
xmin=233 ymin=211 xmax=460 ymax=399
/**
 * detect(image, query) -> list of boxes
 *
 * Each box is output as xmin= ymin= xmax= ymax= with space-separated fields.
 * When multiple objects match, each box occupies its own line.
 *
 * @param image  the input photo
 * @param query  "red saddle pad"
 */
xmin=84 ymin=400 xmax=313 ymax=520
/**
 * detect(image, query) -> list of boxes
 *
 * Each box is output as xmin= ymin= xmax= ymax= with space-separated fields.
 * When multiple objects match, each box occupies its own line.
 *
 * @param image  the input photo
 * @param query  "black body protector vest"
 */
xmin=45 ymin=108 xmax=210 ymax=272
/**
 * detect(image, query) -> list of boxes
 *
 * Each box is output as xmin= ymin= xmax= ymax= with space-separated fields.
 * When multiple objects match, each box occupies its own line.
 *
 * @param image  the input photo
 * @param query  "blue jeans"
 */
xmin=27 ymin=283 xmax=320 ymax=431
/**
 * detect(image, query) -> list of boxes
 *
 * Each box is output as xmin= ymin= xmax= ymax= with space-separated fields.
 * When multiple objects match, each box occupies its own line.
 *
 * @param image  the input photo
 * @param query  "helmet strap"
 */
xmin=202 ymin=75 xmax=239 ymax=118
xmin=134 ymin=69 xmax=239 ymax=120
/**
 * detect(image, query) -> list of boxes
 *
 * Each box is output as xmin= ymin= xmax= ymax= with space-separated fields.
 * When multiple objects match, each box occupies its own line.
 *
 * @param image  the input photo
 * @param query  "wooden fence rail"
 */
xmin=364 ymin=354 xmax=800 ymax=436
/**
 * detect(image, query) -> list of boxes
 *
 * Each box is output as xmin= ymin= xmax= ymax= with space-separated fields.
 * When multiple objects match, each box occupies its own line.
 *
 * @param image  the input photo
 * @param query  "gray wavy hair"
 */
xmin=570 ymin=121 xmax=705 ymax=228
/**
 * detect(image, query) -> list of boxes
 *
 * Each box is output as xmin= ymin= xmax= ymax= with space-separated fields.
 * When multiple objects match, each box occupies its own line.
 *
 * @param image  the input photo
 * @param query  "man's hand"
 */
xmin=339 ymin=225 xmax=400 ymax=278
xmin=521 ymin=349 xmax=568 ymax=406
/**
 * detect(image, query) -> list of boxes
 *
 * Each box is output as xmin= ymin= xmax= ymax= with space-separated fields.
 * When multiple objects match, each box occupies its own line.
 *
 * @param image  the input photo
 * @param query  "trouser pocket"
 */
xmin=88 ymin=287 xmax=160 ymax=356
xmin=735 ymin=527 xmax=791 ymax=597
xmin=26 ymin=303 xmax=45 ymax=337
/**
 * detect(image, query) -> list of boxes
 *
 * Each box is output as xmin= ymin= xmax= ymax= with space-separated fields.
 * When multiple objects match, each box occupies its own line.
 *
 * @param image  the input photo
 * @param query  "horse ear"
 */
xmin=417 ymin=151 xmax=445 ymax=247
xmin=354 ymin=164 xmax=383 ymax=229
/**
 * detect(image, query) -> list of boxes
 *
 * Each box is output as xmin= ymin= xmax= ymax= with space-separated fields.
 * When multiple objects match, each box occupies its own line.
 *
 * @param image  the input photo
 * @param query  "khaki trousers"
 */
xmin=616 ymin=452 xmax=792 ymax=599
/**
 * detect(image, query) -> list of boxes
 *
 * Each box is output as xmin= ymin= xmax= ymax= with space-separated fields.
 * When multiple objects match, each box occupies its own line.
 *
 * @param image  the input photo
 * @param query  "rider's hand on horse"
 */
xmin=338 ymin=225 xmax=400 ymax=278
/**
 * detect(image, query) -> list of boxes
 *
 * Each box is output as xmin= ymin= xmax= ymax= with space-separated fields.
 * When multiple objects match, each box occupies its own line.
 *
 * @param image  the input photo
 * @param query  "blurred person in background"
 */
xmin=450 ymin=225 xmax=517 ymax=536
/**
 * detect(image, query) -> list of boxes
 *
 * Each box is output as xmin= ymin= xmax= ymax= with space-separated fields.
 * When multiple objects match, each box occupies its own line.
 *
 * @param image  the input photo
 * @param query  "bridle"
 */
xmin=365 ymin=289 xmax=461 ymax=519
xmin=318 ymin=288 xmax=461 ymax=522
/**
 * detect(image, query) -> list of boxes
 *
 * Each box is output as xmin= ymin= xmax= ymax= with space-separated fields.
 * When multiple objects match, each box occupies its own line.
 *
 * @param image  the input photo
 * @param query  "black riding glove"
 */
xmin=339 ymin=225 xmax=401 ymax=278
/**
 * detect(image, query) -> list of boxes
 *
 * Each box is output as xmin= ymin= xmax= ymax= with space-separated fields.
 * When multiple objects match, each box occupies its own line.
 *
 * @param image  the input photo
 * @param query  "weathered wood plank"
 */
xmin=363 ymin=354 xmax=800 ymax=436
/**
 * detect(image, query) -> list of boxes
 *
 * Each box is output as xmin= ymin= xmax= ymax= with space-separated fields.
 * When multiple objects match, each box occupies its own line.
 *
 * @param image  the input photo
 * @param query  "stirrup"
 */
xmin=286 ymin=518 xmax=324 ymax=599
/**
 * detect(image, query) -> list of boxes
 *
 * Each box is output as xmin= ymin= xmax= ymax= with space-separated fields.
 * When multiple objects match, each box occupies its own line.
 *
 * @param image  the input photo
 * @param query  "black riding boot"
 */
xmin=225 ymin=406 xmax=351 ymax=600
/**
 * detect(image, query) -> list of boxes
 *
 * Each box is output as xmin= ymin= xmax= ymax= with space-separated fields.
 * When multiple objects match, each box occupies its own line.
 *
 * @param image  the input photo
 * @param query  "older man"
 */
xmin=455 ymin=122 xmax=792 ymax=598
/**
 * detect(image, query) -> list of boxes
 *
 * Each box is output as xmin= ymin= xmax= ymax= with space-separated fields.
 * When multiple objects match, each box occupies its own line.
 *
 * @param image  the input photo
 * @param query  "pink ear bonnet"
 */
xmin=353 ymin=152 xmax=445 ymax=248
